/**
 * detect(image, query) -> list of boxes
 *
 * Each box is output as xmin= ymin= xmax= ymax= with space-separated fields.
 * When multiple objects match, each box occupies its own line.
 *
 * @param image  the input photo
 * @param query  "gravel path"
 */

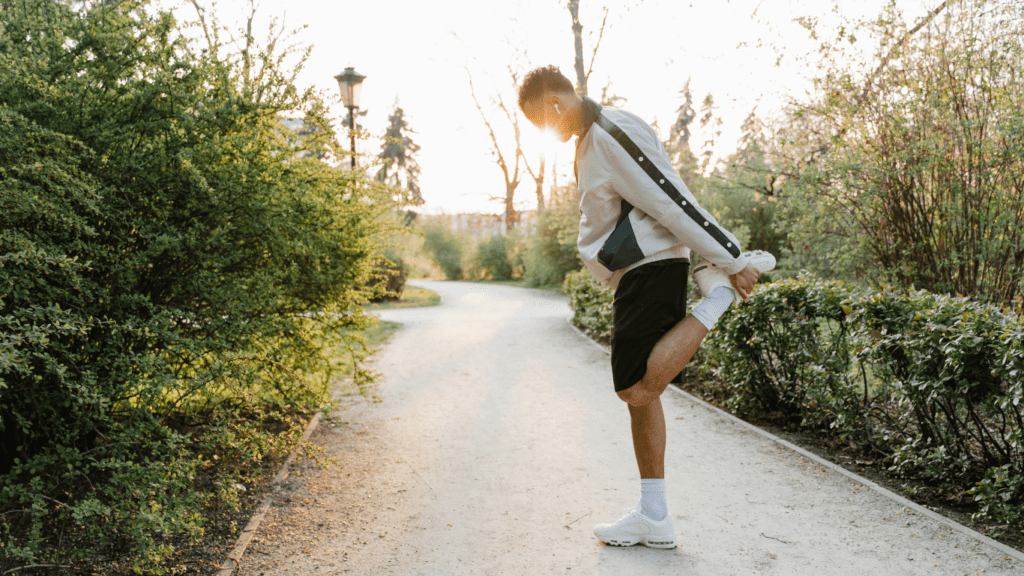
xmin=239 ymin=280 xmax=1021 ymax=575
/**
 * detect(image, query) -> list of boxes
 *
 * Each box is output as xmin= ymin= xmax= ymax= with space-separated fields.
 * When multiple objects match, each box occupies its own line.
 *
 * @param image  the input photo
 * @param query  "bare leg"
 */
xmin=629 ymin=397 xmax=666 ymax=478
xmin=617 ymin=315 xmax=709 ymax=408
xmin=617 ymin=314 xmax=708 ymax=482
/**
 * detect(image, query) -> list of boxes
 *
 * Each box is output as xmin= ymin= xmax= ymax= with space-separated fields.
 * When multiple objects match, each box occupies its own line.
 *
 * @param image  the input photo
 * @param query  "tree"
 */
xmin=567 ymin=0 xmax=608 ymax=97
xmin=467 ymin=68 xmax=525 ymax=231
xmin=699 ymin=110 xmax=788 ymax=257
xmin=377 ymin=99 xmax=424 ymax=206
xmin=0 ymin=0 xmax=393 ymax=567
xmin=666 ymin=79 xmax=701 ymax=191
xmin=760 ymin=0 xmax=951 ymax=197
xmin=698 ymin=93 xmax=722 ymax=176
xmin=777 ymin=0 xmax=1024 ymax=302
xmin=523 ymin=148 xmax=547 ymax=214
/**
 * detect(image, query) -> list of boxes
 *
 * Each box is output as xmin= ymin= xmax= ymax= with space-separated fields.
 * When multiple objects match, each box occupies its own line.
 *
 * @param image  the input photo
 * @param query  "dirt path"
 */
xmin=238 ymin=281 xmax=1020 ymax=575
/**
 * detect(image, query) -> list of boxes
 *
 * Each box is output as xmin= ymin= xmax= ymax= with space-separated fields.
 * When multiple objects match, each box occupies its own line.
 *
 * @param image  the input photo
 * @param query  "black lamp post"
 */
xmin=334 ymin=66 xmax=366 ymax=169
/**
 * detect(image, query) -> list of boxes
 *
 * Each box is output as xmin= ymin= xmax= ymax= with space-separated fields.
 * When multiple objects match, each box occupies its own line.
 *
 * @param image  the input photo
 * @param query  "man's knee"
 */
xmin=617 ymin=383 xmax=654 ymax=407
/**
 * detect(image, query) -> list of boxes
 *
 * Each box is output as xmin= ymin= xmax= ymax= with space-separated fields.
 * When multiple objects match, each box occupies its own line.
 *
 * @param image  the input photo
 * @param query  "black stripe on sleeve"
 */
xmin=595 ymin=114 xmax=741 ymax=259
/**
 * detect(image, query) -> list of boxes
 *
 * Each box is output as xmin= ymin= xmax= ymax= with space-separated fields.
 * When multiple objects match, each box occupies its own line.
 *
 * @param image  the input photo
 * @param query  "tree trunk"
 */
xmin=505 ymin=184 xmax=519 ymax=232
xmin=535 ymin=156 xmax=546 ymax=214
xmin=568 ymin=0 xmax=587 ymax=97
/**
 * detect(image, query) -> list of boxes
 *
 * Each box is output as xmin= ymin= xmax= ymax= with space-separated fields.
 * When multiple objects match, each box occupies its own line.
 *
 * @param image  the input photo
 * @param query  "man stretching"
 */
xmin=518 ymin=66 xmax=773 ymax=548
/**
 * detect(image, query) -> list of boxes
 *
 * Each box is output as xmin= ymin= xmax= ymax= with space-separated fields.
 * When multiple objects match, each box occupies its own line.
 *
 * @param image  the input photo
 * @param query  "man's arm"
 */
xmin=593 ymin=123 xmax=749 ymax=275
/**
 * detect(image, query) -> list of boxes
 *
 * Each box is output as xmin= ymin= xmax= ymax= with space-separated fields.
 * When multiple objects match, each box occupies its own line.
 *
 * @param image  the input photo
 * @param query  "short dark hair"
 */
xmin=517 ymin=65 xmax=574 ymax=113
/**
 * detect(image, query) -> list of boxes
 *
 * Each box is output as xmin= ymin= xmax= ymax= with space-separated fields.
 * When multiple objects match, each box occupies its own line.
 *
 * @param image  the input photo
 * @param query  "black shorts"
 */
xmin=610 ymin=258 xmax=690 ymax=392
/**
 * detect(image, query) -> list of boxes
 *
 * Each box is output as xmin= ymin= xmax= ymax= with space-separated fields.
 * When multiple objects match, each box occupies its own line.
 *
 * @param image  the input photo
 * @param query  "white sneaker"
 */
xmin=692 ymin=250 xmax=777 ymax=303
xmin=593 ymin=508 xmax=677 ymax=549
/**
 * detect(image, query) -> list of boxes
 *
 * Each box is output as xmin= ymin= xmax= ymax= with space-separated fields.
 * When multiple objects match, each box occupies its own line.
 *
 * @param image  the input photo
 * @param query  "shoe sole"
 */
xmin=602 ymin=537 xmax=678 ymax=549
xmin=692 ymin=251 xmax=777 ymax=277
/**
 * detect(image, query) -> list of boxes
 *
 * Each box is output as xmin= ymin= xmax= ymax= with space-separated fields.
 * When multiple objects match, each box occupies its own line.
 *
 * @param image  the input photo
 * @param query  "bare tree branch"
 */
xmin=568 ymin=0 xmax=587 ymax=96
xmin=767 ymin=1 xmax=949 ymax=195
xmin=467 ymin=68 xmax=521 ymax=229
xmin=585 ymin=8 xmax=609 ymax=89
xmin=189 ymin=0 xmax=214 ymax=49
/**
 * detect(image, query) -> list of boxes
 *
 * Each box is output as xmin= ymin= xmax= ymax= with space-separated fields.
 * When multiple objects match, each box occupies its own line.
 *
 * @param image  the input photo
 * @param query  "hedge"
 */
xmin=1 ymin=1 xmax=394 ymax=569
xmin=564 ymin=271 xmax=1024 ymax=525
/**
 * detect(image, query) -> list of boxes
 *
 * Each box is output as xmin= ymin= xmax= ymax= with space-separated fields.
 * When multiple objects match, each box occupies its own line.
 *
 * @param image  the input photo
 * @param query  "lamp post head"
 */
xmin=334 ymin=66 xmax=366 ymax=109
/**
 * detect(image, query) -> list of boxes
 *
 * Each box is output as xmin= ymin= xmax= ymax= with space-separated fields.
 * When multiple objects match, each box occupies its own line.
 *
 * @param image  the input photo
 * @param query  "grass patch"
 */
xmin=369 ymin=284 xmax=441 ymax=310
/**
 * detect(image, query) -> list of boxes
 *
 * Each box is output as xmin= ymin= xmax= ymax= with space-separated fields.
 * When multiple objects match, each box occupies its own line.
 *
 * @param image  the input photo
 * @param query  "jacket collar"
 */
xmin=578 ymin=96 xmax=602 ymax=140
xmin=575 ymin=97 xmax=602 ymax=183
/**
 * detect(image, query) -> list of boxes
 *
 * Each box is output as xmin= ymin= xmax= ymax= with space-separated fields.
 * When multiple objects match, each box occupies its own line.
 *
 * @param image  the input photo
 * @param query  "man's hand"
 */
xmin=729 ymin=264 xmax=761 ymax=303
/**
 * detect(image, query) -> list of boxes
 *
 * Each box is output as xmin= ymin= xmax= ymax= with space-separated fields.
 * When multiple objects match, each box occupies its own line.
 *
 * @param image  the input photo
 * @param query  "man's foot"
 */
xmin=692 ymin=250 xmax=777 ymax=302
xmin=593 ymin=508 xmax=677 ymax=549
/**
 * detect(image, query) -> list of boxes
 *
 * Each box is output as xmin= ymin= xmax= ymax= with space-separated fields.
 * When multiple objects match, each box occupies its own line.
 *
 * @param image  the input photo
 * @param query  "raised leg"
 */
xmin=617 ymin=314 xmax=709 ymax=408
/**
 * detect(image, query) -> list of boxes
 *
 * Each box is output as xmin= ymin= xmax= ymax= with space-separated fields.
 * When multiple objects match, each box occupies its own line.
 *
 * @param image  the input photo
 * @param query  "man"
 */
xmin=517 ymin=66 xmax=774 ymax=549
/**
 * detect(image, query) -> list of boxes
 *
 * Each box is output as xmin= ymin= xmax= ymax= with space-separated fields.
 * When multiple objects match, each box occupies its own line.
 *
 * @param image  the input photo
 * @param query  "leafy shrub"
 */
xmin=421 ymin=224 xmax=464 ymax=280
xmin=852 ymin=290 xmax=1024 ymax=492
xmin=525 ymin=187 xmax=582 ymax=287
xmin=475 ymin=235 xmax=513 ymax=280
xmin=0 ymin=0 xmax=393 ymax=568
xmin=367 ymin=255 xmax=408 ymax=302
xmin=708 ymin=275 xmax=862 ymax=433
xmin=563 ymin=270 xmax=614 ymax=344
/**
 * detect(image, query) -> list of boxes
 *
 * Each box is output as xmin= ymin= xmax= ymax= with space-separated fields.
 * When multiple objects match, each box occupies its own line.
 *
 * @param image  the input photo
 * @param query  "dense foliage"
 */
xmin=0 ymin=0 xmax=393 ymax=568
xmin=421 ymin=224 xmax=464 ymax=280
xmin=524 ymin=185 xmax=583 ymax=288
xmin=562 ymin=270 xmax=613 ymax=344
xmin=776 ymin=0 xmax=1024 ymax=304
xmin=474 ymin=235 xmax=514 ymax=281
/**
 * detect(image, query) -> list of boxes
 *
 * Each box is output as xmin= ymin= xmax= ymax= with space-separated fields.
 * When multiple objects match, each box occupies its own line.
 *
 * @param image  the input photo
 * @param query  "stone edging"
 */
xmin=565 ymin=318 xmax=1024 ymax=563
xmin=215 ymin=412 xmax=323 ymax=575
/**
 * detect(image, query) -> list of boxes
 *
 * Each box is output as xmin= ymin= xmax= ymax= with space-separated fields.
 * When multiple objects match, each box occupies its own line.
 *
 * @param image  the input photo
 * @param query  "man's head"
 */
xmin=517 ymin=65 xmax=581 ymax=143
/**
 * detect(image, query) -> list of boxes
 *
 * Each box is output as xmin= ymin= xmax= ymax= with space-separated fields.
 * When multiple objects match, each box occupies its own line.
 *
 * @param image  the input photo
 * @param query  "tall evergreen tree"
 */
xmin=376 ymin=100 xmax=423 ymax=205
xmin=698 ymin=92 xmax=722 ymax=176
xmin=666 ymin=79 xmax=701 ymax=191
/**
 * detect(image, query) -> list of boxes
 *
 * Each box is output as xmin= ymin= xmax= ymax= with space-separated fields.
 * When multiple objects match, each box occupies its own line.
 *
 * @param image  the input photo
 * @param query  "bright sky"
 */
xmin=170 ymin=0 xmax=942 ymax=215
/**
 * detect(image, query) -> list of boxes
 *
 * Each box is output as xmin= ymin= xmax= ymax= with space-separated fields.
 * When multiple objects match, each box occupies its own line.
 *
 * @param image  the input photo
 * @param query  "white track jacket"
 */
xmin=575 ymin=98 xmax=749 ymax=288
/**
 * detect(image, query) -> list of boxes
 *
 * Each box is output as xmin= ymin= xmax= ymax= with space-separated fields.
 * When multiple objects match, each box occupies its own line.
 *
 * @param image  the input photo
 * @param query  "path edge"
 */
xmin=565 ymin=319 xmax=1024 ymax=562
xmin=215 ymin=412 xmax=323 ymax=575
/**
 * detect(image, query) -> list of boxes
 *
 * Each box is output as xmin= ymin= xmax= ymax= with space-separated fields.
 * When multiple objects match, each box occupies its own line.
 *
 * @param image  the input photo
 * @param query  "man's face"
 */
xmin=522 ymin=95 xmax=573 ymax=143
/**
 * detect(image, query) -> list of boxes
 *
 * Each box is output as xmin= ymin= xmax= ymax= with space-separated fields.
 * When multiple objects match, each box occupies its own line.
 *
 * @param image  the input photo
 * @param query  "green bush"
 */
xmin=778 ymin=1 xmax=1024 ymax=303
xmin=852 ymin=290 xmax=1024 ymax=499
xmin=708 ymin=275 xmax=862 ymax=433
xmin=0 ymin=0 xmax=394 ymax=568
xmin=475 ymin=235 xmax=513 ymax=280
xmin=367 ymin=253 xmax=408 ymax=302
xmin=421 ymin=224 xmax=464 ymax=280
xmin=563 ymin=270 xmax=614 ymax=344
xmin=525 ymin=187 xmax=582 ymax=287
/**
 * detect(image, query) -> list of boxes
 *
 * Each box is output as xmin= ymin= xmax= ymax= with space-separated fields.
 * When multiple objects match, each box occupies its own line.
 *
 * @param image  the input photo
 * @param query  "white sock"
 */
xmin=640 ymin=478 xmax=667 ymax=521
xmin=691 ymin=286 xmax=734 ymax=330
